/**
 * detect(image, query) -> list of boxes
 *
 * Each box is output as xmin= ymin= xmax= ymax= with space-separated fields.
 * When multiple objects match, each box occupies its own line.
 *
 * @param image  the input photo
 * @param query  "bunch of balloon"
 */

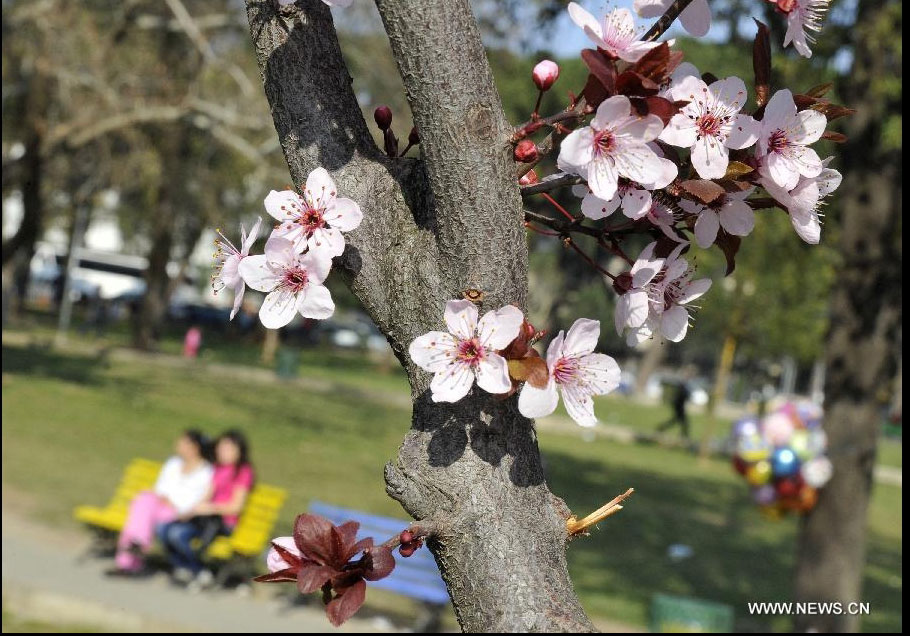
xmin=730 ymin=401 xmax=832 ymax=519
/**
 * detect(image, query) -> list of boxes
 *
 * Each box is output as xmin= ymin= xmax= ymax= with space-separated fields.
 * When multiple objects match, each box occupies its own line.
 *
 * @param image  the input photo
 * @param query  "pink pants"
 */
xmin=115 ymin=490 xmax=177 ymax=570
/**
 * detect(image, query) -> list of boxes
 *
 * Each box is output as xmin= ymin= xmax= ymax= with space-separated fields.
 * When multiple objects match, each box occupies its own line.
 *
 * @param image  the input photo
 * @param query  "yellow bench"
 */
xmin=74 ymin=457 xmax=287 ymax=567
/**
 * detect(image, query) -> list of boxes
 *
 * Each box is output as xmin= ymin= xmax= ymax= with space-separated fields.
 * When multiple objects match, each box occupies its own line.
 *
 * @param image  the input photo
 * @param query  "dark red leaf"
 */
xmin=331 ymin=522 xmax=360 ymax=563
xmin=753 ymin=19 xmax=771 ymax=107
xmin=581 ymin=49 xmax=616 ymax=95
xmin=346 ymin=537 xmax=374 ymax=562
xmin=631 ymin=43 xmax=671 ymax=83
xmin=297 ymin=563 xmax=337 ymax=594
xmin=363 ymin=546 xmax=396 ymax=581
xmin=294 ymin=513 xmax=335 ymax=564
xmin=793 ymin=93 xmax=818 ymax=110
xmin=666 ymin=50 xmax=684 ymax=76
xmin=821 ymin=130 xmax=848 ymax=143
xmin=582 ymin=74 xmax=610 ymax=108
xmin=616 ymin=71 xmax=659 ymax=97
xmin=253 ymin=568 xmax=299 ymax=583
xmin=631 ymin=96 xmax=679 ymax=125
xmin=325 ymin=580 xmax=367 ymax=627
xmin=714 ymin=230 xmax=742 ymax=276
xmin=680 ymin=179 xmax=726 ymax=204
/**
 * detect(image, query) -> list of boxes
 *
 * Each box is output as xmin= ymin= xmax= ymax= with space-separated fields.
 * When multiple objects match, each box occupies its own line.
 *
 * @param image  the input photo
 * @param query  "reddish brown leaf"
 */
xmin=810 ymin=102 xmax=856 ymax=121
xmin=508 ymin=356 xmax=550 ymax=389
xmin=714 ymin=230 xmax=742 ymax=276
xmin=298 ymin=564 xmax=337 ymax=594
xmin=752 ymin=19 xmax=771 ymax=107
xmin=666 ymin=50 xmax=684 ymax=76
xmin=631 ymin=43 xmax=671 ymax=83
xmin=293 ymin=513 xmax=335 ymax=564
xmin=582 ymin=74 xmax=610 ymax=108
xmin=806 ymin=82 xmax=833 ymax=98
xmin=581 ymin=49 xmax=616 ymax=95
xmin=253 ymin=568 xmax=299 ymax=583
xmin=616 ymin=71 xmax=659 ymax=97
xmin=793 ymin=93 xmax=818 ymax=110
xmin=326 ymin=580 xmax=367 ymax=627
xmin=821 ymin=130 xmax=848 ymax=143
xmin=680 ymin=179 xmax=726 ymax=204
xmin=362 ymin=546 xmax=396 ymax=581
xmin=332 ymin=521 xmax=360 ymax=562
xmin=631 ymin=96 xmax=679 ymax=125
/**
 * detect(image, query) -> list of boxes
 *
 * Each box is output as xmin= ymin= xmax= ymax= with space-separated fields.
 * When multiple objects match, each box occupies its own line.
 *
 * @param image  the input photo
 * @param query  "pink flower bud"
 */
xmin=612 ymin=272 xmax=634 ymax=295
xmin=532 ymin=60 xmax=560 ymax=92
xmin=399 ymin=529 xmax=414 ymax=544
xmin=518 ymin=169 xmax=539 ymax=186
xmin=374 ymin=105 xmax=393 ymax=130
xmin=266 ymin=536 xmax=300 ymax=572
xmin=514 ymin=140 xmax=539 ymax=163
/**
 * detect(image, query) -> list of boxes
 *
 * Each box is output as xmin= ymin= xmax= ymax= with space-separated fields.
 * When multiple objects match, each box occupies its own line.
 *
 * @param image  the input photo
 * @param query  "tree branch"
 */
xmin=642 ymin=0 xmax=696 ymax=42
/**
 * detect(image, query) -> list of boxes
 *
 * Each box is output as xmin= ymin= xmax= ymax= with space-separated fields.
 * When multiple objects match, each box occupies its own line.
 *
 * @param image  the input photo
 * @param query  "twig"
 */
xmin=565 ymin=237 xmax=616 ymax=280
xmin=520 ymin=173 xmax=584 ymax=197
xmin=642 ymin=0 xmax=695 ymax=42
xmin=567 ymin=488 xmax=635 ymax=536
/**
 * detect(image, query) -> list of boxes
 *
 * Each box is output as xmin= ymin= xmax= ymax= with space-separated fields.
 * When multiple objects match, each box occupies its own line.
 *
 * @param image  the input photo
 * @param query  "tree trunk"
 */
xmin=244 ymin=1 xmax=595 ymax=630
xmin=793 ymin=1 xmax=902 ymax=631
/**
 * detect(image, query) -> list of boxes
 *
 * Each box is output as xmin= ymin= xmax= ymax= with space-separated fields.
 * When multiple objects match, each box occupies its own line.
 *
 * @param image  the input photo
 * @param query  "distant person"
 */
xmin=107 ymin=431 xmax=213 ymax=576
xmin=183 ymin=325 xmax=202 ymax=358
xmin=158 ymin=430 xmax=255 ymax=588
xmin=658 ymin=378 xmax=692 ymax=439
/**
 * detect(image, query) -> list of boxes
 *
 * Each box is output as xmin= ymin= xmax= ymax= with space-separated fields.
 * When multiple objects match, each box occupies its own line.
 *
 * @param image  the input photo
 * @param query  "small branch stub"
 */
xmin=567 ymin=488 xmax=635 ymax=536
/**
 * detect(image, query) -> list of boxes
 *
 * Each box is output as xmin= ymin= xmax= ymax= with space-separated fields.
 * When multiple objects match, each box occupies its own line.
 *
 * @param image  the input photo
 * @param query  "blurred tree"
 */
xmin=793 ymin=0 xmax=902 ymax=631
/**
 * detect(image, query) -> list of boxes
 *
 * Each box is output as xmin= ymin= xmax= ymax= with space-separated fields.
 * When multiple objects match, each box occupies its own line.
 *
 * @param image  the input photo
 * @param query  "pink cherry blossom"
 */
xmin=760 ymin=157 xmax=841 ymax=244
xmin=634 ymin=0 xmax=712 ymax=38
xmin=409 ymin=300 xmax=524 ymax=403
xmin=558 ymin=95 xmax=665 ymax=202
xmin=659 ymin=62 xmax=700 ymax=100
xmin=532 ymin=60 xmax=560 ymax=91
xmin=213 ymin=218 xmax=262 ymax=320
xmin=756 ymin=89 xmax=827 ymax=190
xmin=644 ymin=199 xmax=685 ymax=241
xmin=266 ymin=536 xmax=300 ymax=572
xmin=679 ymin=188 xmax=756 ymax=248
xmin=781 ymin=0 xmax=831 ymax=58
xmin=238 ymin=236 xmax=335 ymax=329
xmin=580 ymin=183 xmax=651 ymax=220
xmin=660 ymin=75 xmax=759 ymax=179
xmin=518 ymin=318 xmax=621 ymax=427
xmin=567 ymin=4 xmax=663 ymax=63
xmin=265 ymin=167 xmax=363 ymax=258
xmin=617 ymin=243 xmax=711 ymax=344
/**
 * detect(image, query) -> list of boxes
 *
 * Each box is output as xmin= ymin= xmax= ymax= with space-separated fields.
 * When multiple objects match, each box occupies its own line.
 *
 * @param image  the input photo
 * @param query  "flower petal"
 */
xmin=568 ymin=2 xmax=603 ymax=39
xmin=229 ymin=280 xmax=245 ymax=321
xmin=693 ymin=209 xmax=720 ymax=248
xmin=660 ymin=305 xmax=690 ymax=342
xmin=557 ymin=128 xmax=595 ymax=174
xmin=260 ymin=290 xmax=298 ymax=329
xmin=298 ymin=250 xmax=333 ymax=285
xmin=576 ymin=352 xmax=621 ymax=395
xmin=581 ymin=192 xmax=620 ymax=220
xmin=560 ymin=385 xmax=597 ymax=427
xmin=297 ymin=284 xmax=335 ymax=320
xmin=325 ymin=197 xmax=363 ymax=232
xmin=241 ymin=217 xmax=263 ymax=254
xmin=588 ymin=156 xmax=620 ymax=202
xmin=614 ymin=143 xmax=664 ymax=185
xmin=679 ymin=0 xmax=711 ymax=37
xmin=718 ymin=199 xmax=755 ymax=236
xmin=690 ymin=134 xmax=730 ymax=179
xmin=409 ymin=331 xmax=458 ymax=373
xmin=615 ymin=290 xmax=649 ymax=334
xmin=726 ymin=115 xmax=760 ymax=150
xmin=308 ymin=227 xmax=346 ymax=258
xmin=791 ymin=109 xmax=827 ymax=145
xmin=545 ymin=330 xmax=566 ymax=369
xmin=238 ymin=255 xmax=278 ymax=293
xmin=477 ymin=305 xmax=524 ymax=350
xmin=621 ymin=189 xmax=652 ymax=220
xmin=592 ymin=96 xmax=632 ymax=130
xmin=475 ymin=353 xmax=512 ymax=395
xmin=264 ymin=190 xmax=301 ymax=222
xmin=304 ymin=167 xmax=337 ymax=206
xmin=430 ymin=363 xmax=475 ymax=402
xmin=677 ymin=277 xmax=712 ymax=304
xmin=444 ymin=299 xmax=479 ymax=340
xmin=563 ymin=318 xmax=601 ymax=358
xmin=518 ymin=378 xmax=559 ymax=419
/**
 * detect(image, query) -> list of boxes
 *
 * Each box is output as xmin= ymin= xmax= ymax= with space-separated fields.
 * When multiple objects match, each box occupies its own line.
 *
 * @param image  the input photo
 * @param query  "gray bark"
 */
xmin=793 ymin=0 xmax=902 ymax=631
xmin=244 ymin=0 xmax=595 ymax=631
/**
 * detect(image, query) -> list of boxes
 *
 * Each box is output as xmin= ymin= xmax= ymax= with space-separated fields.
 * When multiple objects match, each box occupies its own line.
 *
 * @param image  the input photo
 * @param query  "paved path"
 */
xmin=1 ymin=511 xmax=396 ymax=633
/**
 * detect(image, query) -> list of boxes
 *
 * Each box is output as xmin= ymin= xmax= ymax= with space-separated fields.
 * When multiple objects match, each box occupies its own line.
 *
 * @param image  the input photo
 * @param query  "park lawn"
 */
xmin=1 ymin=341 xmax=902 ymax=632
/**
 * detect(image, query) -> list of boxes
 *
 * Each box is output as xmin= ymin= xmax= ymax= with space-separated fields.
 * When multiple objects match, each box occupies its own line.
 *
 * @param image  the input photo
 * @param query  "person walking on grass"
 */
xmin=158 ymin=430 xmax=255 ymax=590
xmin=658 ymin=374 xmax=693 ymax=440
xmin=107 ymin=430 xmax=213 ymax=576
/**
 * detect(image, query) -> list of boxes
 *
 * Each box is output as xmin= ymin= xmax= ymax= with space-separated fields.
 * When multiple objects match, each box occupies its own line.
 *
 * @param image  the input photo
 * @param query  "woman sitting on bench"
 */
xmin=107 ymin=430 xmax=213 ymax=575
xmin=158 ymin=429 xmax=255 ymax=588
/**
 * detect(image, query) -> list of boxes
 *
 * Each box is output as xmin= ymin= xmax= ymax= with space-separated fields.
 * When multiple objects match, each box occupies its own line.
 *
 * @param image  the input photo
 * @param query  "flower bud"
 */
xmin=408 ymin=127 xmax=420 ymax=145
xmin=399 ymin=544 xmax=416 ymax=558
xmin=514 ymin=139 xmax=539 ymax=163
xmin=532 ymin=60 xmax=560 ymax=92
xmin=612 ymin=272 xmax=634 ymax=295
xmin=518 ymin=169 xmax=539 ymax=186
xmin=399 ymin=530 xmax=414 ymax=545
xmin=374 ymin=105 xmax=393 ymax=130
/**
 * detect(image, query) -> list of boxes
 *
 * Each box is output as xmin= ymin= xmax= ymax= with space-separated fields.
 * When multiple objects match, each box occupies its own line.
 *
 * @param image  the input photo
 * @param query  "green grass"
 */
xmin=1 ymin=340 xmax=902 ymax=632
xmin=1 ymin=607 xmax=107 ymax=633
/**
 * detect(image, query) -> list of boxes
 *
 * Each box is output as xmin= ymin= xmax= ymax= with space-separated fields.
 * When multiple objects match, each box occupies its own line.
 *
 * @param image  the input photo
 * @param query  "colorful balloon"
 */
xmin=763 ymin=412 xmax=796 ymax=446
xmin=771 ymin=447 xmax=801 ymax=476
xmin=802 ymin=456 xmax=833 ymax=488
xmin=753 ymin=484 xmax=777 ymax=505
xmin=746 ymin=460 xmax=773 ymax=486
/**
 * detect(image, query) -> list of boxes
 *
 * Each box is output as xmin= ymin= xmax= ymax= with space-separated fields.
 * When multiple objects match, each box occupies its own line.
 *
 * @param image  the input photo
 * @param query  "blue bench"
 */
xmin=309 ymin=501 xmax=449 ymax=630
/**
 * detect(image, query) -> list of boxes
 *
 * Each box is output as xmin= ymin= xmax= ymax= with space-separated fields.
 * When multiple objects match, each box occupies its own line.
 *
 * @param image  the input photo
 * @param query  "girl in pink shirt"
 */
xmin=157 ymin=430 xmax=255 ymax=586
